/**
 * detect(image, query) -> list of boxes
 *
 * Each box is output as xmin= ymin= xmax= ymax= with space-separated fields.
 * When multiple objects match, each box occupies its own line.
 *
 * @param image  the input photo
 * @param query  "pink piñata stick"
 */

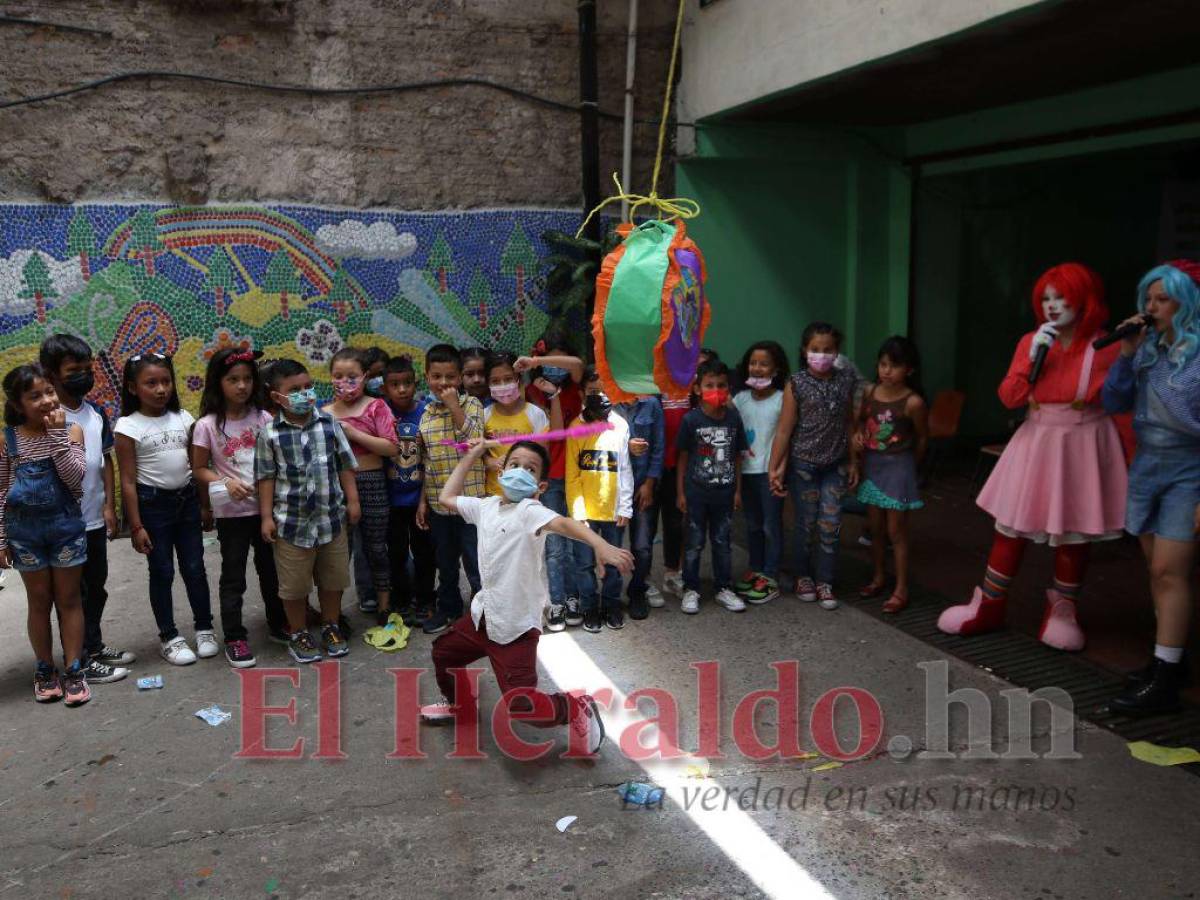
xmin=438 ymin=421 xmax=613 ymax=451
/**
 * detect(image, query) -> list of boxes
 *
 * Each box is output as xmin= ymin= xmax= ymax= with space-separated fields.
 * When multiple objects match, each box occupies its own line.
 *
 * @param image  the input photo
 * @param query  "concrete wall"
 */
xmin=0 ymin=0 xmax=676 ymax=208
xmin=679 ymin=0 xmax=1041 ymax=121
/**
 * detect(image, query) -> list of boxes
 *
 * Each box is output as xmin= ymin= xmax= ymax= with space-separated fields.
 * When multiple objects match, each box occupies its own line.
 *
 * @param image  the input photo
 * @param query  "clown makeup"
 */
xmin=1041 ymin=287 xmax=1076 ymax=330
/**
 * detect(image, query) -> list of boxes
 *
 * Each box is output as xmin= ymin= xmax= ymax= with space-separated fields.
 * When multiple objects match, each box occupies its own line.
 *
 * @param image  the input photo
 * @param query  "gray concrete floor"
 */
xmin=1 ymin=534 xmax=1198 ymax=900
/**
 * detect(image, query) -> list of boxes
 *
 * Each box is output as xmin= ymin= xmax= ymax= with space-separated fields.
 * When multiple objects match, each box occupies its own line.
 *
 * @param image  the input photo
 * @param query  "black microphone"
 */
xmin=1028 ymin=341 xmax=1050 ymax=384
xmin=1093 ymin=314 xmax=1153 ymax=350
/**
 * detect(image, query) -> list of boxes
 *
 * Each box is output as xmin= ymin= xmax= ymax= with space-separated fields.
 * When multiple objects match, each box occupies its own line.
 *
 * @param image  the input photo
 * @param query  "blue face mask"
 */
xmin=498 ymin=466 xmax=540 ymax=502
xmin=365 ymin=376 xmax=384 ymax=397
xmin=282 ymin=388 xmax=318 ymax=416
xmin=541 ymin=365 xmax=569 ymax=386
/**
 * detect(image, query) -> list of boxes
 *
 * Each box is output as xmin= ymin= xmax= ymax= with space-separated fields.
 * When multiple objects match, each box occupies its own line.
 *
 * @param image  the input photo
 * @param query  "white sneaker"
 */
xmin=645 ymin=584 xmax=665 ymax=608
xmin=161 ymin=637 xmax=197 ymax=666
xmin=663 ymin=572 xmax=685 ymax=596
xmin=570 ymin=695 xmax=606 ymax=754
xmin=194 ymin=630 xmax=220 ymax=659
xmin=680 ymin=589 xmax=700 ymax=614
xmin=715 ymin=588 xmax=747 ymax=613
xmin=817 ymin=583 xmax=840 ymax=610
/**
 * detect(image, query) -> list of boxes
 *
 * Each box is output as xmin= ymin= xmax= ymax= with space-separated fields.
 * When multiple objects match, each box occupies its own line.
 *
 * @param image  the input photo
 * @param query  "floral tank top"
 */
xmin=861 ymin=390 xmax=915 ymax=455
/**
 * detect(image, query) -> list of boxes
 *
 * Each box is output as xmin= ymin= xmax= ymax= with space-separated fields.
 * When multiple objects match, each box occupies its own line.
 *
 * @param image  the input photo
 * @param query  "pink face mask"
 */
xmin=333 ymin=377 xmax=363 ymax=401
xmin=807 ymin=352 xmax=836 ymax=373
xmin=745 ymin=376 xmax=774 ymax=390
xmin=490 ymin=382 xmax=521 ymax=404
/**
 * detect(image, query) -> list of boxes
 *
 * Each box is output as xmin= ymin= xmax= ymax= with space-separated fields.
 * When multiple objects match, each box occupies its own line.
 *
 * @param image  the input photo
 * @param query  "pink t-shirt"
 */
xmin=336 ymin=398 xmax=398 ymax=458
xmin=192 ymin=409 xmax=273 ymax=518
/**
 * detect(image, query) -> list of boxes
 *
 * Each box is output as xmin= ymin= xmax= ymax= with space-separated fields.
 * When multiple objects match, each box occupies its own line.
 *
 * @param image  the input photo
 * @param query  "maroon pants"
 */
xmin=431 ymin=614 xmax=571 ymax=726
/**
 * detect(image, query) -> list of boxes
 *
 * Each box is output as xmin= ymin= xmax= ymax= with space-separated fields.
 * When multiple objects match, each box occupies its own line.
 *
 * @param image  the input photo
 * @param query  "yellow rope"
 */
xmin=575 ymin=0 xmax=697 ymax=240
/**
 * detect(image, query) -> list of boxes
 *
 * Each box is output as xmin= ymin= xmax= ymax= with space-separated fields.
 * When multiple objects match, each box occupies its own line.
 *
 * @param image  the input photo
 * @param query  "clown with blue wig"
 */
xmin=1102 ymin=259 xmax=1200 ymax=715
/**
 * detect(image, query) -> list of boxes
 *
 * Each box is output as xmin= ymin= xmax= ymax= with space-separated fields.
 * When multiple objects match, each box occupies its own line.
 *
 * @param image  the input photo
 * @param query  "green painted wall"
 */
xmin=676 ymin=125 xmax=911 ymax=375
xmin=678 ymin=64 xmax=1200 ymax=437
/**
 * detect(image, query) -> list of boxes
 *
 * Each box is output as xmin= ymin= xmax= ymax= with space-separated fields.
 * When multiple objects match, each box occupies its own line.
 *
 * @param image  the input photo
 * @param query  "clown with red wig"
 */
xmin=938 ymin=263 xmax=1127 ymax=650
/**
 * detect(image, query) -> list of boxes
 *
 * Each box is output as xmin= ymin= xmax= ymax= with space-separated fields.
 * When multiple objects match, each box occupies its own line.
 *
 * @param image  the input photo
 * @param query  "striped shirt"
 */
xmin=254 ymin=409 xmax=358 ymax=548
xmin=0 ymin=427 xmax=86 ymax=548
xmin=419 ymin=394 xmax=486 ymax=514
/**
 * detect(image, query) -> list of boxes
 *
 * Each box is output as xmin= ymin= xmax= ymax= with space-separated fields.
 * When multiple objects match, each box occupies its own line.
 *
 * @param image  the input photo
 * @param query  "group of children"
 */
xmin=2 ymin=322 xmax=927 ymax=733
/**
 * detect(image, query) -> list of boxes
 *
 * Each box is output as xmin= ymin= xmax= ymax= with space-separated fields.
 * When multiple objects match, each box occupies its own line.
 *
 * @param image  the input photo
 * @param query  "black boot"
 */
xmin=1126 ymin=653 xmax=1189 ymax=685
xmin=1111 ymin=658 xmax=1184 ymax=716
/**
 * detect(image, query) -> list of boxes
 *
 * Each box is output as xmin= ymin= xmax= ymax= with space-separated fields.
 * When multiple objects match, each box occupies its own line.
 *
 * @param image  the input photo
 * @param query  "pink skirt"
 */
xmin=977 ymin=404 xmax=1127 ymax=541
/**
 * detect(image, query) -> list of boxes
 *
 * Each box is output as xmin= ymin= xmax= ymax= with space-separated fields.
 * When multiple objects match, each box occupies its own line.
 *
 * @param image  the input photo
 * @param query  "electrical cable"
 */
xmin=0 ymin=69 xmax=695 ymax=128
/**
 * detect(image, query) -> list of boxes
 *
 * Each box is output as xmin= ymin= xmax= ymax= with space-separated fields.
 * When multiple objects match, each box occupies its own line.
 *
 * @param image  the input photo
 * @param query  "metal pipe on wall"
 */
xmin=621 ymin=0 xmax=639 ymax=222
xmin=578 ymin=0 xmax=601 ymax=245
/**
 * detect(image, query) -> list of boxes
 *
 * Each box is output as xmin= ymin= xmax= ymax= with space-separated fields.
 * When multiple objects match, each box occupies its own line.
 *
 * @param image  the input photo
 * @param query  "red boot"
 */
xmin=937 ymin=587 xmax=1007 ymax=636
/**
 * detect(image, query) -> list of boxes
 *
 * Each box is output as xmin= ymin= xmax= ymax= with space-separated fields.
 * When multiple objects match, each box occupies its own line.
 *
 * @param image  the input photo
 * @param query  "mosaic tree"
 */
xmin=67 ymin=210 xmax=96 ymax=283
xmin=427 ymin=232 xmax=455 ymax=294
xmin=327 ymin=267 xmax=355 ymax=323
xmin=468 ymin=268 xmax=492 ymax=329
xmin=264 ymin=248 xmax=301 ymax=320
xmin=501 ymin=223 xmax=538 ymax=325
xmin=18 ymin=253 xmax=57 ymax=324
xmin=204 ymin=246 xmax=237 ymax=317
xmin=129 ymin=209 xmax=164 ymax=277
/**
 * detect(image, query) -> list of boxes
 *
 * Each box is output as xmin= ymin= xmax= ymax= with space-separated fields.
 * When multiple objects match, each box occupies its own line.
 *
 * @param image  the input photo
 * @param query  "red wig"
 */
xmin=1030 ymin=262 xmax=1107 ymax=340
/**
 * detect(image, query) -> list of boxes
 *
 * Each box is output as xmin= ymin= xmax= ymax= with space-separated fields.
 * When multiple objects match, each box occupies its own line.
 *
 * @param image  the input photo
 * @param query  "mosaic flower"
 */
xmin=187 ymin=375 xmax=203 ymax=392
xmin=203 ymin=329 xmax=253 ymax=360
xmin=297 ymin=319 xmax=343 ymax=364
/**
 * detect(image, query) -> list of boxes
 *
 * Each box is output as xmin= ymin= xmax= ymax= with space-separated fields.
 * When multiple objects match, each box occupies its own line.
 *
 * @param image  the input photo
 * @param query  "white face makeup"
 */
xmin=1042 ymin=287 xmax=1075 ymax=328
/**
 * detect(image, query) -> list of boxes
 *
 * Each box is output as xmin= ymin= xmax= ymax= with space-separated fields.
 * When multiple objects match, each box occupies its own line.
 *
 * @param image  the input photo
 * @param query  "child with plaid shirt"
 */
xmin=255 ymin=359 xmax=360 ymax=664
xmin=416 ymin=344 xmax=486 ymax=635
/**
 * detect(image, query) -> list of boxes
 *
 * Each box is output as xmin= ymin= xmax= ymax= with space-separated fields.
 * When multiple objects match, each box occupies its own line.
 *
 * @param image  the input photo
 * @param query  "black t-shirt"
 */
xmin=676 ymin=407 xmax=748 ymax=499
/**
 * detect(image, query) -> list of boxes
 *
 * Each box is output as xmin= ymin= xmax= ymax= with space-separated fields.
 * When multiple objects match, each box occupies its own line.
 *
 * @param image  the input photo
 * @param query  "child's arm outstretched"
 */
xmin=543 ymin=516 xmax=634 ymax=575
xmin=439 ymin=439 xmax=493 ymax=514
xmin=516 ymin=354 xmax=584 ymax=384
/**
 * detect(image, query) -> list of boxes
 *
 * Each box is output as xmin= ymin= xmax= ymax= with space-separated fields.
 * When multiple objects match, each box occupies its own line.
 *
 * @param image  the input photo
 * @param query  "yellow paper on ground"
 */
xmin=1127 ymin=741 xmax=1200 ymax=766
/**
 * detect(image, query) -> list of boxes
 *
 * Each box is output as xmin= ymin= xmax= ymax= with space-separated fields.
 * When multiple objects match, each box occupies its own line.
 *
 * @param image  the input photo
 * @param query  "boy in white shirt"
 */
xmin=424 ymin=439 xmax=632 ymax=754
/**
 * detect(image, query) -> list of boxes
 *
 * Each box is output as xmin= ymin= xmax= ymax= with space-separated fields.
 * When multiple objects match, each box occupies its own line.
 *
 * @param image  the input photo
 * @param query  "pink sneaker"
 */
xmin=420 ymin=702 xmax=457 ymax=725
xmin=1038 ymin=589 xmax=1085 ymax=652
xmin=937 ymin=586 xmax=1007 ymax=636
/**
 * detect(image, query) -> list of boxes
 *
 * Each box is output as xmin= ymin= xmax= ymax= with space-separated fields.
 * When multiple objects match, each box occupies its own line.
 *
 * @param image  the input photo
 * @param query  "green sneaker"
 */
xmin=742 ymin=575 xmax=780 ymax=605
xmin=734 ymin=571 xmax=761 ymax=594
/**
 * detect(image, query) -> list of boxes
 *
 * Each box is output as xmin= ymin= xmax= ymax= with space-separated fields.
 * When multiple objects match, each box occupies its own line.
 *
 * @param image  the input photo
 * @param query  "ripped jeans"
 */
xmin=790 ymin=459 xmax=847 ymax=587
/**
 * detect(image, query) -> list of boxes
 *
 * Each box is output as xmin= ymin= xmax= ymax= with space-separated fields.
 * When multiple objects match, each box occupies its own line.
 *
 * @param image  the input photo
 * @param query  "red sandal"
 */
xmin=859 ymin=580 xmax=888 ymax=600
xmin=882 ymin=593 xmax=909 ymax=614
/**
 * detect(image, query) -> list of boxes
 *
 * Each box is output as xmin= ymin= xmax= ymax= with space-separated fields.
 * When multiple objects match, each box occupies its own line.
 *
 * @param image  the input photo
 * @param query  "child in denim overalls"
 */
xmin=0 ymin=364 xmax=89 ymax=705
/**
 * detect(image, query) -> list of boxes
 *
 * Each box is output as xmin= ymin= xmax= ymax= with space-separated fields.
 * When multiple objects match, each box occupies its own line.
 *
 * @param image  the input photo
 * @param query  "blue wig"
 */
xmin=1135 ymin=263 xmax=1200 ymax=384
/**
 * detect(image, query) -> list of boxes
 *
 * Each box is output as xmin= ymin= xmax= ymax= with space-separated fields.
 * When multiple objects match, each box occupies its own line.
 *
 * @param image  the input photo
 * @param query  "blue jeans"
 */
xmin=790 ymin=461 xmax=847 ymax=586
xmin=429 ymin=511 xmax=480 ymax=621
xmin=542 ymin=478 xmax=577 ymax=604
xmin=574 ymin=520 xmax=624 ymax=612
xmin=740 ymin=473 xmax=783 ymax=580
xmin=627 ymin=492 xmax=658 ymax=599
xmin=137 ymin=483 xmax=213 ymax=642
xmin=683 ymin=493 xmax=733 ymax=591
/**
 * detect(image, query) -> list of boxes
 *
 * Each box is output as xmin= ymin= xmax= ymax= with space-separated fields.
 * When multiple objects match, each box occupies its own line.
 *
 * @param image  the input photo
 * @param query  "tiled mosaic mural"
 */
xmin=0 ymin=204 xmax=579 ymax=416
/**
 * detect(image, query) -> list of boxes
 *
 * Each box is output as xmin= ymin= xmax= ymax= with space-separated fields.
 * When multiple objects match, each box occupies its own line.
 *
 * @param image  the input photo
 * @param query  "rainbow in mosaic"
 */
xmin=0 ymin=203 xmax=579 ymax=417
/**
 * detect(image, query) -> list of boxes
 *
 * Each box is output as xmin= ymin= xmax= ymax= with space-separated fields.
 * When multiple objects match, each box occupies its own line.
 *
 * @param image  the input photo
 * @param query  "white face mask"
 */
xmin=1042 ymin=290 xmax=1075 ymax=328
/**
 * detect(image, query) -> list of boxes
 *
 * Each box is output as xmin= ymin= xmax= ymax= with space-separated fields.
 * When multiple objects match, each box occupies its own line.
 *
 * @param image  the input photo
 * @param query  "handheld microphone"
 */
xmin=1093 ymin=314 xmax=1153 ymax=350
xmin=1028 ymin=342 xmax=1049 ymax=385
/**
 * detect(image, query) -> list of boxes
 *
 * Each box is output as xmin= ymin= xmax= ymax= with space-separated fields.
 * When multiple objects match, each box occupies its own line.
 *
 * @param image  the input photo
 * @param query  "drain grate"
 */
xmin=838 ymin=559 xmax=1200 ymax=771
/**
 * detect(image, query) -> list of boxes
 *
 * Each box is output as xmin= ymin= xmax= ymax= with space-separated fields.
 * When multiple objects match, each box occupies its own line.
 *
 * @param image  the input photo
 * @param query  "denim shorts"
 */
xmin=1126 ymin=445 xmax=1200 ymax=541
xmin=7 ymin=509 xmax=88 ymax=572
